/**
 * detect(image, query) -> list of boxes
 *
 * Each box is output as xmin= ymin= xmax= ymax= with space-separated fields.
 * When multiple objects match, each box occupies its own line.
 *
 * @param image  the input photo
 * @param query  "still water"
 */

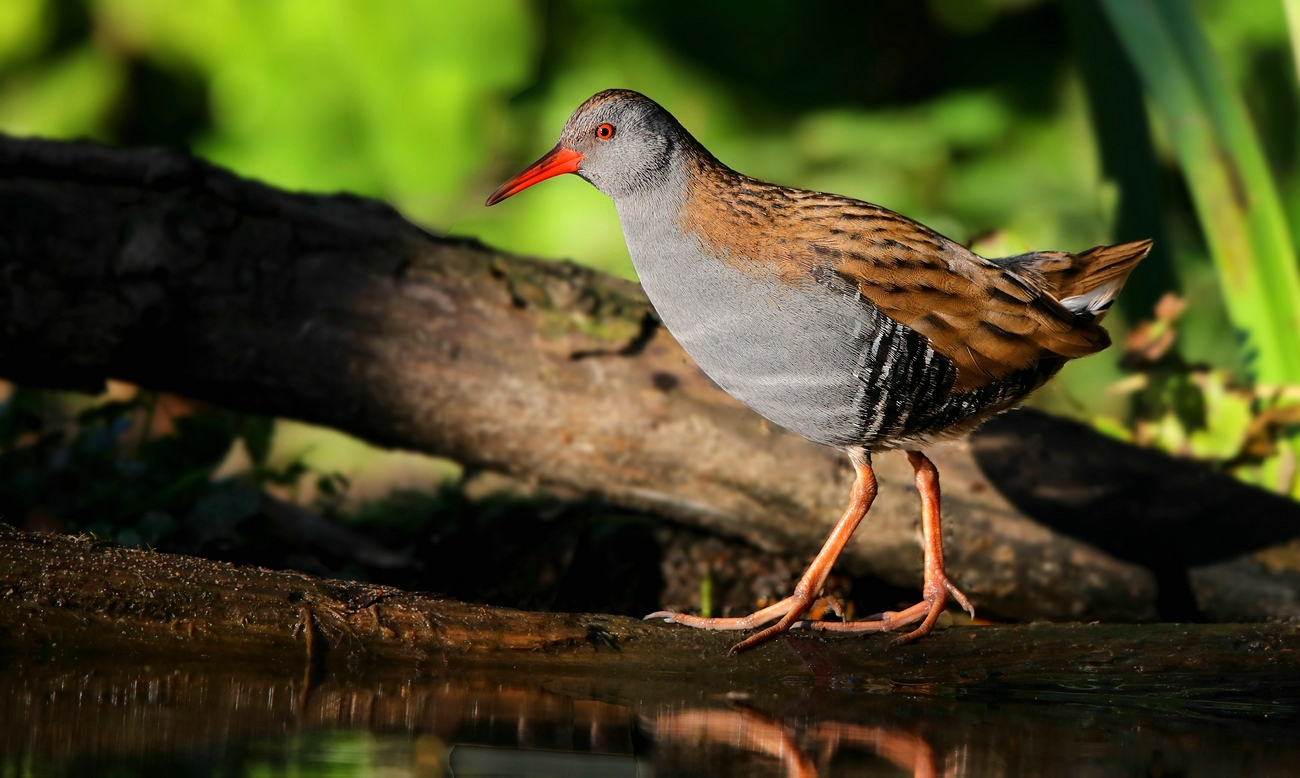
xmin=4 ymin=651 xmax=1298 ymax=778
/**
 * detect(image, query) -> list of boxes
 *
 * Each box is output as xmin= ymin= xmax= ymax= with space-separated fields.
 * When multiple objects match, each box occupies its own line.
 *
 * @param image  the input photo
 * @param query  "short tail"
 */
xmin=998 ymin=239 xmax=1153 ymax=319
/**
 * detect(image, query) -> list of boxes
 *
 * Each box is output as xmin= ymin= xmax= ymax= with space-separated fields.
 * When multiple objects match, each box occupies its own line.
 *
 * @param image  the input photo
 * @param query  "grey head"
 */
xmin=560 ymin=89 xmax=691 ymax=199
xmin=485 ymin=89 xmax=696 ymax=206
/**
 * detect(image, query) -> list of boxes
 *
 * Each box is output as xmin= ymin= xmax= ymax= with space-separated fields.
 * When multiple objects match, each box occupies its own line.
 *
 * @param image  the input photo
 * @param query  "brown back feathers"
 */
xmin=680 ymin=158 xmax=1149 ymax=393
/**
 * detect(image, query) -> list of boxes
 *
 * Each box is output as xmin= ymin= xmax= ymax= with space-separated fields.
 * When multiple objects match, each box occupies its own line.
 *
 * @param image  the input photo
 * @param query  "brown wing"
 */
xmin=799 ymin=203 xmax=1106 ymax=392
xmin=679 ymin=166 xmax=1114 ymax=393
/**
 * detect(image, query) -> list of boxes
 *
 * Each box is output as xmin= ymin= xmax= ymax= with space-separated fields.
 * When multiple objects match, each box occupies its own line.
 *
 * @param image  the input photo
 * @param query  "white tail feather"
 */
xmin=1059 ymin=275 xmax=1128 ymax=319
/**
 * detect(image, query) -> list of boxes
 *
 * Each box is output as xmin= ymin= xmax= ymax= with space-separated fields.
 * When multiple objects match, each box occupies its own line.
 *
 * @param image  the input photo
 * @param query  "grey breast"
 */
xmin=615 ymin=194 xmax=954 ymax=450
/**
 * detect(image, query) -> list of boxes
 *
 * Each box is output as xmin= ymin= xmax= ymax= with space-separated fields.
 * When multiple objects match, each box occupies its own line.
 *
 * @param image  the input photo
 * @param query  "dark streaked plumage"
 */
xmin=487 ymin=89 xmax=1151 ymax=653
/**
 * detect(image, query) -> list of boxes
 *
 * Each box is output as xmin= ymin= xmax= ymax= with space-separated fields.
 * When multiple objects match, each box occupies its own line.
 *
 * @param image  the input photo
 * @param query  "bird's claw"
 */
xmin=945 ymin=579 xmax=976 ymax=620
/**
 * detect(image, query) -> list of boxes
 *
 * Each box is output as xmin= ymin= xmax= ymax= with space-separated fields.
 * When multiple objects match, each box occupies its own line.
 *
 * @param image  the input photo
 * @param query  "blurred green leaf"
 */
xmin=1286 ymin=0 xmax=1300 ymax=86
xmin=1187 ymin=372 xmax=1252 ymax=460
xmin=0 ymin=45 xmax=123 ymax=138
xmin=0 ymin=0 xmax=46 ymax=67
xmin=1091 ymin=415 xmax=1135 ymax=443
xmin=239 ymin=415 xmax=275 ymax=466
xmin=1195 ymin=0 xmax=1292 ymax=81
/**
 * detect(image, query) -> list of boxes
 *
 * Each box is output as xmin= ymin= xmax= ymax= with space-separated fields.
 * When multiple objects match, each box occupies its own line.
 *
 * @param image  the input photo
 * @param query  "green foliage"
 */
xmin=1095 ymin=291 xmax=1300 ymax=495
xmin=97 ymin=0 xmax=536 ymax=217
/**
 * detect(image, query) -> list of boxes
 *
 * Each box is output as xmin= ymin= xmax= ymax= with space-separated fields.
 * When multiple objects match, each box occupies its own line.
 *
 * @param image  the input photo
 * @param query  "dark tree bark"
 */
xmin=2 ymin=134 xmax=1298 ymax=623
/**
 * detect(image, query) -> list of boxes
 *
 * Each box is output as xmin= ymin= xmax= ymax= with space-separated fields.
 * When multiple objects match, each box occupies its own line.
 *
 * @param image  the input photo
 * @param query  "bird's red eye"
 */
xmin=596 ymin=123 xmax=615 ymax=140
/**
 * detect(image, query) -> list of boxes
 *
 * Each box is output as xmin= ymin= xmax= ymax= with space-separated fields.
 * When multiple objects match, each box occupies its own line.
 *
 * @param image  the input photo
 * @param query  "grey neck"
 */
xmin=611 ymin=159 xmax=694 ymax=280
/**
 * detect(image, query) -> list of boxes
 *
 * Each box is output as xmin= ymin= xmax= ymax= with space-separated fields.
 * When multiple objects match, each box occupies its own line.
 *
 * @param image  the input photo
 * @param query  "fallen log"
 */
xmin=2 ymin=526 xmax=1299 ymax=706
xmin=2 ymin=135 xmax=1298 ymax=622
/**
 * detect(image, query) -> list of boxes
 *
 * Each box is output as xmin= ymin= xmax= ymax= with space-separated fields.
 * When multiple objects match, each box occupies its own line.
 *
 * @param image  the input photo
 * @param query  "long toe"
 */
xmin=797 ymin=600 xmax=930 ymax=636
xmin=642 ymin=596 xmax=805 ymax=633
xmin=888 ymin=605 xmax=944 ymax=646
xmin=887 ymin=580 xmax=957 ymax=645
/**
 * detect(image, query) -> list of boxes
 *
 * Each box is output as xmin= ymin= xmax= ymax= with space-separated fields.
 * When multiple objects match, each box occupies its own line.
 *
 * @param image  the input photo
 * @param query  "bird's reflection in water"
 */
xmin=653 ymin=707 xmax=817 ymax=778
xmin=807 ymin=721 xmax=947 ymax=778
xmin=1 ymin=659 xmax=951 ymax=776
xmin=2 ymin=660 xmax=1292 ymax=776
xmin=653 ymin=705 xmax=946 ymax=778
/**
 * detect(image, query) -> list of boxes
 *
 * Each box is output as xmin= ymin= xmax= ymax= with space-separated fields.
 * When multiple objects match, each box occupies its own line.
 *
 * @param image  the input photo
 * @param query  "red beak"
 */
xmin=485 ymin=145 xmax=584 ymax=206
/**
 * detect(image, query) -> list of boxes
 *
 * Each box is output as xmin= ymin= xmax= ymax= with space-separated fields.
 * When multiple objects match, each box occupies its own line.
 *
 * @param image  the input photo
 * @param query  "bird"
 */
xmin=486 ymin=89 xmax=1150 ymax=655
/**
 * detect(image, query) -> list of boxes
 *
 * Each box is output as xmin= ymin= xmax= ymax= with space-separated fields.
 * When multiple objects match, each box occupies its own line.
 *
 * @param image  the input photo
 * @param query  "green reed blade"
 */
xmin=1286 ymin=0 xmax=1300 ymax=86
xmin=1101 ymin=0 xmax=1300 ymax=386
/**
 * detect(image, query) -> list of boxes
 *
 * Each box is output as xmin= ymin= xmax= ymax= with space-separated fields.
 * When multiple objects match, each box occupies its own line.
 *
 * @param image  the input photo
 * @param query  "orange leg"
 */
xmin=800 ymin=450 xmax=973 ymax=645
xmin=644 ymin=449 xmax=878 ymax=654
